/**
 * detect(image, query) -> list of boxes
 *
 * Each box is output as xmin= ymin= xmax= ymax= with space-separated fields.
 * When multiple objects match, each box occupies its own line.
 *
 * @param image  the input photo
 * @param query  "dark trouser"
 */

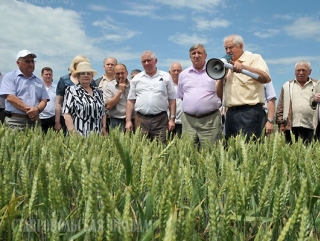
xmin=172 ymin=123 xmax=182 ymax=138
xmin=110 ymin=117 xmax=135 ymax=132
xmin=225 ymin=104 xmax=265 ymax=142
xmin=40 ymin=116 xmax=55 ymax=133
xmin=315 ymin=124 xmax=320 ymax=141
xmin=0 ymin=108 xmax=5 ymax=124
xmin=285 ymin=127 xmax=314 ymax=144
xmin=136 ymin=111 xmax=168 ymax=143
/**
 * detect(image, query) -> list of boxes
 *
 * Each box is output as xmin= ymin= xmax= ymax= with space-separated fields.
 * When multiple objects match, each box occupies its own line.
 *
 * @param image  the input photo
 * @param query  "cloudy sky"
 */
xmin=1 ymin=0 xmax=320 ymax=98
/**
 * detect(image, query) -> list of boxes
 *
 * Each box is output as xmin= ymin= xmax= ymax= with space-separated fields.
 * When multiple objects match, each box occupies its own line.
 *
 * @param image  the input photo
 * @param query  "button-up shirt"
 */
xmin=224 ymin=51 xmax=269 ymax=107
xmin=40 ymin=83 xmax=57 ymax=119
xmin=177 ymin=64 xmax=221 ymax=115
xmin=104 ymin=79 xmax=131 ymax=119
xmin=0 ymin=69 xmax=49 ymax=114
xmin=128 ymin=70 xmax=176 ymax=115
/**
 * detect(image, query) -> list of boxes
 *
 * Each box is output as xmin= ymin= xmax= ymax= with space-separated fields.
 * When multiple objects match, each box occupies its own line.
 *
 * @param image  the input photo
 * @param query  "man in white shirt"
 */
xmin=39 ymin=67 xmax=56 ymax=133
xmin=126 ymin=50 xmax=176 ymax=143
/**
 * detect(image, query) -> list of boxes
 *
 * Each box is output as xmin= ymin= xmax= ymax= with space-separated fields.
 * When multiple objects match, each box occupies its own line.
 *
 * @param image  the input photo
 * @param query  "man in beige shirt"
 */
xmin=216 ymin=34 xmax=271 ymax=141
xmin=277 ymin=60 xmax=317 ymax=143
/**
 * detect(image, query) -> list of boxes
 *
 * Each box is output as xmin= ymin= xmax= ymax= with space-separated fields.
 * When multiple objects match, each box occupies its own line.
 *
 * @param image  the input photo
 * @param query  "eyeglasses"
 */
xmin=20 ymin=60 xmax=36 ymax=64
xmin=79 ymin=72 xmax=93 ymax=76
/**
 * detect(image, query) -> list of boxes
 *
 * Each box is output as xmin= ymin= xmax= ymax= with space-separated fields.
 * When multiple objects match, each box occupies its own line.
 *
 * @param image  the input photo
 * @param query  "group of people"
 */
xmin=0 ymin=34 xmax=319 ymax=146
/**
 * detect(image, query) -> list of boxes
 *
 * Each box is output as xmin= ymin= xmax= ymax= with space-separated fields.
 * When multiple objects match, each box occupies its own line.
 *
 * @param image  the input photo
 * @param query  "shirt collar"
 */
xmin=16 ymin=69 xmax=36 ymax=79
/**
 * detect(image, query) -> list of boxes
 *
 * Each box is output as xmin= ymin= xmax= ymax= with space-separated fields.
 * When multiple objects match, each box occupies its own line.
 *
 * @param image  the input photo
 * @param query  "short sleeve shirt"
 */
xmin=62 ymin=84 xmax=106 ymax=136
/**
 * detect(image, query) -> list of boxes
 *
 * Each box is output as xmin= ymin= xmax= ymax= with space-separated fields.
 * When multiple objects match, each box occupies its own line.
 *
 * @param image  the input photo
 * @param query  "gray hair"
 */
xmin=189 ymin=44 xmax=207 ymax=54
xmin=141 ymin=50 xmax=157 ymax=59
xmin=223 ymin=35 xmax=244 ymax=47
xmin=103 ymin=57 xmax=117 ymax=64
xmin=295 ymin=60 xmax=311 ymax=70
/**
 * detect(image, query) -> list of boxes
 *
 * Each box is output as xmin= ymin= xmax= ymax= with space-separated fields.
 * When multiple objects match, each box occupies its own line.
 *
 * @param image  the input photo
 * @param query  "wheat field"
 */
xmin=1 ymin=125 xmax=320 ymax=241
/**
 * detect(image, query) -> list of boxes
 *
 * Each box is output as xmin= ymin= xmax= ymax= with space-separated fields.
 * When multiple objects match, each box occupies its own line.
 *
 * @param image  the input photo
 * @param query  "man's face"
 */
xmin=170 ymin=64 xmax=182 ymax=84
xmin=114 ymin=65 xmax=128 ymax=83
xmin=103 ymin=58 xmax=116 ymax=74
xmin=189 ymin=47 xmax=207 ymax=70
xmin=224 ymin=38 xmax=243 ymax=61
xmin=17 ymin=55 xmax=35 ymax=77
xmin=295 ymin=64 xmax=311 ymax=83
xmin=41 ymin=70 xmax=53 ymax=83
xmin=141 ymin=53 xmax=157 ymax=75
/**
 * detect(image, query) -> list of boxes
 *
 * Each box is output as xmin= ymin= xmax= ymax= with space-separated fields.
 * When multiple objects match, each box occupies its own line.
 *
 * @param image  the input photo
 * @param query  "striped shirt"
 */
xmin=62 ymin=84 xmax=106 ymax=137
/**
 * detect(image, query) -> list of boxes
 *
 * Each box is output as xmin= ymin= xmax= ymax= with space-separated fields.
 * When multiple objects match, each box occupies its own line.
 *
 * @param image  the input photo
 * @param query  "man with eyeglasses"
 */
xmin=104 ymin=63 xmax=134 ymax=132
xmin=0 ymin=50 xmax=49 ymax=130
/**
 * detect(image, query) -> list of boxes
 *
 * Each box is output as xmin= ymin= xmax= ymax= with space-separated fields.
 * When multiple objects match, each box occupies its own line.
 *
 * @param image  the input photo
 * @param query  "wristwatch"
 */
xmin=267 ymin=118 xmax=274 ymax=124
xmin=170 ymin=115 xmax=176 ymax=120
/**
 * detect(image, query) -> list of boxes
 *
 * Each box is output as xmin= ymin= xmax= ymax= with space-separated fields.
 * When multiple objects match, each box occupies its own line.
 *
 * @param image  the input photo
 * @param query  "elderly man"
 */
xmin=216 ymin=35 xmax=271 ymax=142
xmin=104 ymin=63 xmax=133 ymax=132
xmin=169 ymin=62 xmax=183 ymax=137
xmin=178 ymin=44 xmax=222 ymax=147
xmin=277 ymin=60 xmax=317 ymax=143
xmin=0 ymin=50 xmax=49 ymax=130
xmin=126 ymin=50 xmax=176 ymax=143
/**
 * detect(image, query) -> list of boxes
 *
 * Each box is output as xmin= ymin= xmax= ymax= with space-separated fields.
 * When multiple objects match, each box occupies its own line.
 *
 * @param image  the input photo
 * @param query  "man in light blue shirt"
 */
xmin=39 ymin=67 xmax=56 ymax=133
xmin=0 ymin=50 xmax=49 ymax=130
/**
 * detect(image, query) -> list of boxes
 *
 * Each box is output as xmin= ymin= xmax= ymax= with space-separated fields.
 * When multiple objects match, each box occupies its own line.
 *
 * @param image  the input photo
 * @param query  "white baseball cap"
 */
xmin=16 ymin=49 xmax=37 ymax=61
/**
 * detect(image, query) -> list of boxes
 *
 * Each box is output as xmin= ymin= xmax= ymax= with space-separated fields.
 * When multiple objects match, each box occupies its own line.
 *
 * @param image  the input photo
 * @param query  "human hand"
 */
xmin=119 ymin=83 xmax=127 ymax=93
xmin=125 ymin=121 xmax=133 ymax=132
xmin=265 ymin=122 xmax=274 ymax=134
xmin=102 ymin=128 xmax=108 ymax=136
xmin=55 ymin=122 xmax=62 ymax=131
xmin=230 ymin=61 xmax=244 ymax=73
xmin=314 ymin=93 xmax=320 ymax=103
xmin=26 ymin=106 xmax=39 ymax=121
xmin=168 ymin=119 xmax=175 ymax=132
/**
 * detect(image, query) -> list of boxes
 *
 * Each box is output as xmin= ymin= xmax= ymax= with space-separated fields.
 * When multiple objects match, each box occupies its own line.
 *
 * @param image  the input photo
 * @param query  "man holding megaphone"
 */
xmin=214 ymin=34 xmax=271 ymax=142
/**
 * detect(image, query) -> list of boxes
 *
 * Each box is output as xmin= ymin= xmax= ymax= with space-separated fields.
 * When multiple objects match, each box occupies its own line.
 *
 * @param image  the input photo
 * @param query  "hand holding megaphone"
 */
xmin=206 ymin=54 xmax=259 ymax=80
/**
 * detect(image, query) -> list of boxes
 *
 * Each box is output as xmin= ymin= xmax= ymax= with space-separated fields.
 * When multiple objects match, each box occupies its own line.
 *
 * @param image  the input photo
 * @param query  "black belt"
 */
xmin=185 ymin=109 xmax=218 ymax=119
xmin=228 ymin=103 xmax=263 ymax=111
xmin=137 ymin=111 xmax=166 ymax=118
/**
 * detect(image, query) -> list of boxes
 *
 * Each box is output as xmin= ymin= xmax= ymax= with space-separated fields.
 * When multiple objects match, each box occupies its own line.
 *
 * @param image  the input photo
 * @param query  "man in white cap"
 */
xmin=0 ymin=50 xmax=49 ymax=130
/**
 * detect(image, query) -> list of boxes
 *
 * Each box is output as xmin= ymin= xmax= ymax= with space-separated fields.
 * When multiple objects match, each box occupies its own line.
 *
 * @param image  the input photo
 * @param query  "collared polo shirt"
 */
xmin=224 ymin=52 xmax=269 ymax=107
xmin=128 ymin=70 xmax=176 ymax=115
xmin=177 ymin=64 xmax=221 ymax=115
xmin=40 ymin=83 xmax=57 ymax=119
xmin=0 ymin=69 xmax=49 ymax=114
xmin=104 ymin=79 xmax=131 ymax=119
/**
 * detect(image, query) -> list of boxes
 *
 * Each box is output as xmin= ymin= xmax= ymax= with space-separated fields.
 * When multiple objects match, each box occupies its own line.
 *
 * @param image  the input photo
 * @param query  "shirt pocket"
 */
xmin=153 ymin=81 xmax=167 ymax=94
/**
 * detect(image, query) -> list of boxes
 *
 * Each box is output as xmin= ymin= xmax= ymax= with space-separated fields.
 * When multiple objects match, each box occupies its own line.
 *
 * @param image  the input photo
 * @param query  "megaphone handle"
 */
xmin=224 ymin=63 xmax=259 ymax=80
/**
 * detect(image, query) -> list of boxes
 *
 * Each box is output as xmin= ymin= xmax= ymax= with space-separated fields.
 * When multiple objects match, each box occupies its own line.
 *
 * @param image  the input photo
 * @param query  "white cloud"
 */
xmin=88 ymin=4 xmax=110 ymax=12
xmin=168 ymin=33 xmax=209 ymax=46
xmin=0 ymin=1 xmax=139 ymax=79
xmin=153 ymin=0 xmax=222 ymax=11
xmin=283 ymin=18 xmax=320 ymax=41
xmin=253 ymin=29 xmax=280 ymax=38
xmin=193 ymin=17 xmax=230 ymax=30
